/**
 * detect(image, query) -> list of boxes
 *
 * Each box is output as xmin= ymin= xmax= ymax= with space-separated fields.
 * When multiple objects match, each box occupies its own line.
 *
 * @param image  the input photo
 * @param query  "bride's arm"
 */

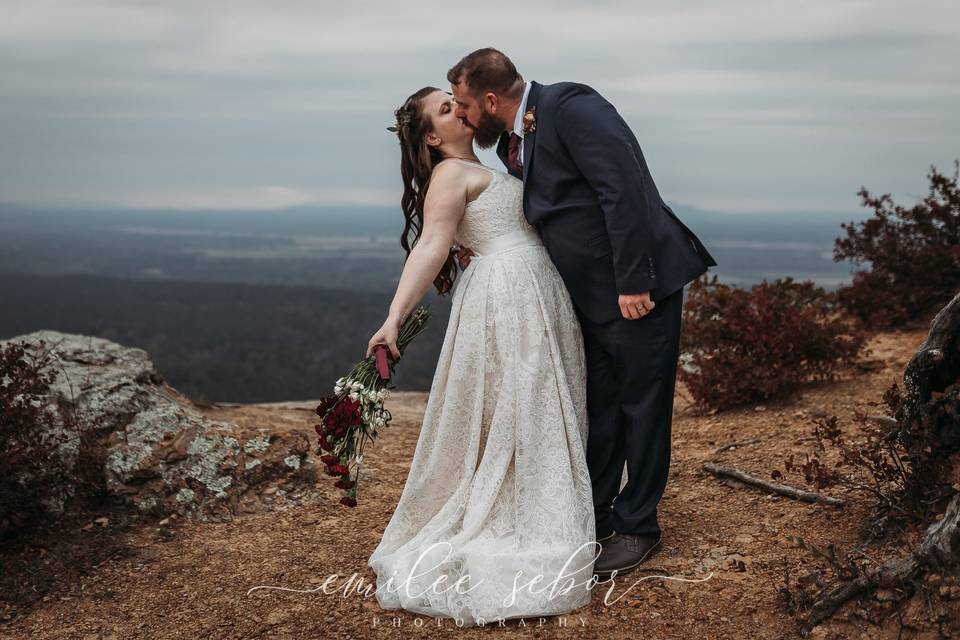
xmin=366 ymin=163 xmax=465 ymax=359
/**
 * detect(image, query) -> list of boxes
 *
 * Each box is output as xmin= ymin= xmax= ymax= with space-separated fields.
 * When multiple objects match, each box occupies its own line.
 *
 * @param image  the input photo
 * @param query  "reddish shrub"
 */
xmin=0 ymin=339 xmax=100 ymax=544
xmin=680 ymin=275 xmax=867 ymax=412
xmin=834 ymin=160 xmax=960 ymax=328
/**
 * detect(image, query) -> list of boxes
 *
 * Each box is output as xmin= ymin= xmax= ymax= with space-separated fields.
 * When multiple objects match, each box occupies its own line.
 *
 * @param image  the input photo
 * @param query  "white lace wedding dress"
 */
xmin=367 ymin=160 xmax=596 ymax=626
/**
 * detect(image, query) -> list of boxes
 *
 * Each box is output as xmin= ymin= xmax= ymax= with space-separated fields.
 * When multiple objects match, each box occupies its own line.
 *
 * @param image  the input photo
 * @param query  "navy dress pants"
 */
xmin=577 ymin=285 xmax=685 ymax=538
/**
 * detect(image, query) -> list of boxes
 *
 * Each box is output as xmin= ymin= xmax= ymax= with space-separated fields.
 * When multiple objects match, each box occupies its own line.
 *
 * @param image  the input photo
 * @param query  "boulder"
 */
xmin=1 ymin=330 xmax=318 ymax=522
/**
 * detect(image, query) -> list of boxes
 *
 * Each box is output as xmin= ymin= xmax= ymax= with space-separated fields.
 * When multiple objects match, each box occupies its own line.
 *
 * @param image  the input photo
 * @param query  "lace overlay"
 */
xmin=453 ymin=167 xmax=533 ymax=249
xmin=367 ymin=163 xmax=596 ymax=626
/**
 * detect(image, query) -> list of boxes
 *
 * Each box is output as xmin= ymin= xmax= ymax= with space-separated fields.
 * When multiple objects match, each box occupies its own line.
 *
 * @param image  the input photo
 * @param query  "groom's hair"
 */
xmin=447 ymin=48 xmax=524 ymax=100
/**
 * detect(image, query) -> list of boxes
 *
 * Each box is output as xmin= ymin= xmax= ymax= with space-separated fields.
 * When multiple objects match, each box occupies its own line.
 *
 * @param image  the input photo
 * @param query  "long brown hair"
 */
xmin=390 ymin=86 xmax=460 ymax=296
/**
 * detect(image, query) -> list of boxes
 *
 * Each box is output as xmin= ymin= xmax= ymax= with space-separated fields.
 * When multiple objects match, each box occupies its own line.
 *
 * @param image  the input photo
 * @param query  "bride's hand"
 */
xmin=366 ymin=318 xmax=402 ymax=360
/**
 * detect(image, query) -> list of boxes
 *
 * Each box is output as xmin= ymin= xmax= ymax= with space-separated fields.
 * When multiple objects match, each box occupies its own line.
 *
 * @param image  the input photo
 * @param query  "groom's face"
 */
xmin=451 ymin=82 xmax=509 ymax=150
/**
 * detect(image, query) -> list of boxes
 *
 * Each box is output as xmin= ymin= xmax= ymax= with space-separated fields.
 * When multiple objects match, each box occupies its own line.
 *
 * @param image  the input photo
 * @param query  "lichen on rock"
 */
xmin=0 ymin=330 xmax=319 ymax=522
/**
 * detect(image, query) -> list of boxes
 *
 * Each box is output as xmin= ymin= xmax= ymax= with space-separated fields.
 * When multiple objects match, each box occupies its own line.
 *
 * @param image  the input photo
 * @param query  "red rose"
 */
xmin=315 ymin=395 xmax=338 ymax=417
xmin=322 ymin=414 xmax=339 ymax=433
xmin=334 ymin=478 xmax=356 ymax=490
xmin=324 ymin=463 xmax=350 ymax=477
xmin=317 ymin=433 xmax=332 ymax=452
xmin=325 ymin=397 xmax=361 ymax=433
xmin=340 ymin=496 xmax=357 ymax=507
xmin=320 ymin=454 xmax=338 ymax=466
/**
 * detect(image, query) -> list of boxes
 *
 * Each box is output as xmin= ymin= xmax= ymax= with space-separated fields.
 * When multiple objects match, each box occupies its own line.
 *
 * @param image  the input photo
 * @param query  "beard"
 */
xmin=468 ymin=109 xmax=509 ymax=149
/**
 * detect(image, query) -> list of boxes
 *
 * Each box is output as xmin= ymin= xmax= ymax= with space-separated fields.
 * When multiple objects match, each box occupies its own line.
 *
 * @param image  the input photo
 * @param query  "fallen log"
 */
xmin=702 ymin=462 xmax=848 ymax=507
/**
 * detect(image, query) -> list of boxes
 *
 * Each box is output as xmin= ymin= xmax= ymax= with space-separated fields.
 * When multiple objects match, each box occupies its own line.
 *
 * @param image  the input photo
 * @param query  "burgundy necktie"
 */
xmin=506 ymin=133 xmax=522 ymax=179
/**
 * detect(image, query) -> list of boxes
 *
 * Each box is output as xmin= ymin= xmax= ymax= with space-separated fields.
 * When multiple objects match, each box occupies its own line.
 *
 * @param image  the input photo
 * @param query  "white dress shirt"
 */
xmin=512 ymin=81 xmax=532 ymax=167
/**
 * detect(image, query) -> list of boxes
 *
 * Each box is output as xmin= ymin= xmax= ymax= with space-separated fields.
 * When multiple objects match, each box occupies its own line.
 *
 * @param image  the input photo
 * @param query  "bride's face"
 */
xmin=423 ymin=90 xmax=473 ymax=149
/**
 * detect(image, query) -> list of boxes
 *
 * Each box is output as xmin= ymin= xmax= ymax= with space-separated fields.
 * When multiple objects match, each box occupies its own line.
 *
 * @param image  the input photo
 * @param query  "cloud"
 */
xmin=1 ymin=183 xmax=400 ymax=210
xmin=612 ymin=68 xmax=960 ymax=98
xmin=0 ymin=0 xmax=957 ymax=211
xmin=121 ymin=186 xmax=400 ymax=210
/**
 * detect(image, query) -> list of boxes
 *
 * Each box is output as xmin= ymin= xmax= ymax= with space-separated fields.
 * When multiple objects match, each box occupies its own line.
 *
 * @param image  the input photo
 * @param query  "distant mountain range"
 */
xmin=0 ymin=201 xmax=869 ymax=291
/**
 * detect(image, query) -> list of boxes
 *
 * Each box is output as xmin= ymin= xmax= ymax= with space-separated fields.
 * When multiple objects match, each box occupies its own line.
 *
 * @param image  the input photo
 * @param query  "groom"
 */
xmin=448 ymin=48 xmax=717 ymax=576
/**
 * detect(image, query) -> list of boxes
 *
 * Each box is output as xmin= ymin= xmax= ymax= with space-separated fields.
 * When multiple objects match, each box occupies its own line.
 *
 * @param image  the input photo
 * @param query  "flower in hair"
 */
xmin=387 ymin=109 xmax=413 ymax=138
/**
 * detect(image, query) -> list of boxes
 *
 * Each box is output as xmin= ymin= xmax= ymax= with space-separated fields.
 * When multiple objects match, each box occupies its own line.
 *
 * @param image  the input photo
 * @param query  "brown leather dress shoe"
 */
xmin=593 ymin=532 xmax=662 ymax=577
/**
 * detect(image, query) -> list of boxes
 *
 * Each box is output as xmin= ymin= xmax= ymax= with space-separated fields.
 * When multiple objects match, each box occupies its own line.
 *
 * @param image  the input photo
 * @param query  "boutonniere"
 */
xmin=522 ymin=106 xmax=536 ymax=135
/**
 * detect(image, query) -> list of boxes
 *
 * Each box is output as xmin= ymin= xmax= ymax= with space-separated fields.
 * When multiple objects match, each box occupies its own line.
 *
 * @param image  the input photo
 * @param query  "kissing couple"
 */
xmin=365 ymin=47 xmax=717 ymax=626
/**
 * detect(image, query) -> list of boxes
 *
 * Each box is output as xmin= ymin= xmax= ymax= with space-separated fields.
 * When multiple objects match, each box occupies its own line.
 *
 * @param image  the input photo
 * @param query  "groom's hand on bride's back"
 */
xmin=619 ymin=292 xmax=654 ymax=320
xmin=456 ymin=246 xmax=474 ymax=270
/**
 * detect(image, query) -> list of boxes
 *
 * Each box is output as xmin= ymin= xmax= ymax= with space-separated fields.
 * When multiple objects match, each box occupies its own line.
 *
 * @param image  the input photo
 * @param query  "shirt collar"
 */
xmin=512 ymin=81 xmax=532 ymax=139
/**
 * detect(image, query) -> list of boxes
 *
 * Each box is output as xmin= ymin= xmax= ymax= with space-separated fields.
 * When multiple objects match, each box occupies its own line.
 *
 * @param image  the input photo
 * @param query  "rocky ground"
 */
xmin=2 ymin=327 xmax=954 ymax=640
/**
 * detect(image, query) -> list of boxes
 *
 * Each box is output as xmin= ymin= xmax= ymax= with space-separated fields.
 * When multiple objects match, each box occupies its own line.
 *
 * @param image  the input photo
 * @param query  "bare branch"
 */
xmin=702 ymin=463 xmax=848 ymax=507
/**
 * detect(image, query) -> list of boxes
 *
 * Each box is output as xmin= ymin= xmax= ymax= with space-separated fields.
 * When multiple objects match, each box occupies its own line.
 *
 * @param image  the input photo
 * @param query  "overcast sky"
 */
xmin=1 ymin=0 xmax=957 ymax=213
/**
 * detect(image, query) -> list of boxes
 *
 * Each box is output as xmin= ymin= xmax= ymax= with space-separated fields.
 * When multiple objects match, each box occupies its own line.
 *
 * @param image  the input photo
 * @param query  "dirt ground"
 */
xmin=0 ymin=327 xmax=942 ymax=640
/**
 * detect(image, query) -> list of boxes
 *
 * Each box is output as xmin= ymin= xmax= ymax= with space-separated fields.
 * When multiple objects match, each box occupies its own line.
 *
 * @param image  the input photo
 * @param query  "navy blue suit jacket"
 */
xmin=497 ymin=81 xmax=717 ymax=324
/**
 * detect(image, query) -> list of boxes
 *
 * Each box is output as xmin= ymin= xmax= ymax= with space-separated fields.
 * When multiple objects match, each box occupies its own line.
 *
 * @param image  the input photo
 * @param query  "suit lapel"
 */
xmin=521 ymin=81 xmax=541 ymax=186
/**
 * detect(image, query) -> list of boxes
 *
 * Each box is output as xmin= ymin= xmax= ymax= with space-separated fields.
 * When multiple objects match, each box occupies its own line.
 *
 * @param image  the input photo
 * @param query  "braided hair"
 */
xmin=387 ymin=87 xmax=460 ymax=296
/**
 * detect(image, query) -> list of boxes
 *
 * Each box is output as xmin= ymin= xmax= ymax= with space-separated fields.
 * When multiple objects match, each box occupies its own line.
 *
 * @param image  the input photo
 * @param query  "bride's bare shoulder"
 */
xmin=431 ymin=157 xmax=467 ymax=177
xmin=426 ymin=159 xmax=467 ymax=190
xmin=432 ymin=160 xmax=492 ymax=201
xmin=429 ymin=160 xmax=486 ymax=198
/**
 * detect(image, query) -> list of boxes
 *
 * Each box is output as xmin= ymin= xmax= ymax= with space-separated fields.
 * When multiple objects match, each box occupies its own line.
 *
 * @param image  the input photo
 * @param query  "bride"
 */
xmin=365 ymin=86 xmax=597 ymax=626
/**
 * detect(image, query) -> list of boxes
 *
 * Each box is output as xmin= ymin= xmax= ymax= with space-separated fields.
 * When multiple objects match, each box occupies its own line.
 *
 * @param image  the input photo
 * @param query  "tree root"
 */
xmin=801 ymin=290 xmax=960 ymax=633
xmin=802 ymin=492 xmax=960 ymax=634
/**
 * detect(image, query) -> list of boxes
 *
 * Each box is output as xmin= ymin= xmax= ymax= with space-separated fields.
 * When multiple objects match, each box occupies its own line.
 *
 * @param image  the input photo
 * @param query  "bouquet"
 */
xmin=313 ymin=306 xmax=430 ymax=507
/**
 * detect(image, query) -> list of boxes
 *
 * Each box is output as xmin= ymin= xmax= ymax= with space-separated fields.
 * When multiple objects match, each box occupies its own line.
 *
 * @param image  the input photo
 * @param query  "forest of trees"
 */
xmin=0 ymin=273 xmax=450 ymax=403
